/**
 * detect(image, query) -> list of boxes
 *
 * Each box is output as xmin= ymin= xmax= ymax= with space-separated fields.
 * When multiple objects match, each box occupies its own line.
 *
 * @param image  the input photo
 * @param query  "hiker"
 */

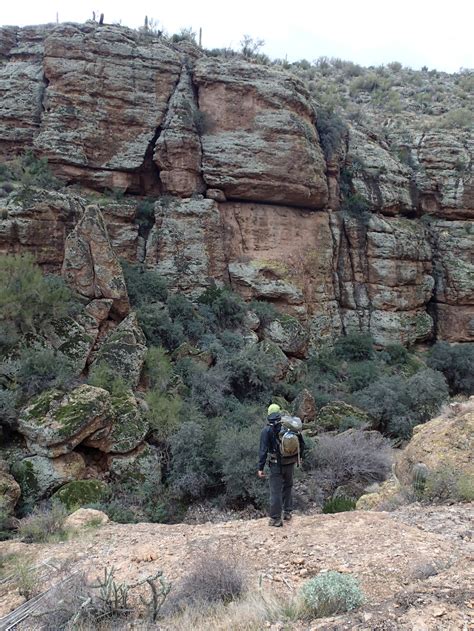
xmin=258 ymin=403 xmax=305 ymax=527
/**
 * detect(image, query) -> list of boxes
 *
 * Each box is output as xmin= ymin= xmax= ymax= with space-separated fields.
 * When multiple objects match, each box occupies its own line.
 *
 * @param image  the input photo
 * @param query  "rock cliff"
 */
xmin=0 ymin=22 xmax=472 ymax=346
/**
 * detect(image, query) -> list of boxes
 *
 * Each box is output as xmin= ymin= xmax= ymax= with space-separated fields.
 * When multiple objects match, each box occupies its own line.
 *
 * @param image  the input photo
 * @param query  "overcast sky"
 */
xmin=2 ymin=0 xmax=473 ymax=72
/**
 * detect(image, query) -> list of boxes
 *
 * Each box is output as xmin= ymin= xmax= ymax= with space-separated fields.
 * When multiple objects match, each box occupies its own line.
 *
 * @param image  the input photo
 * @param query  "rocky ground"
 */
xmin=0 ymin=503 xmax=472 ymax=630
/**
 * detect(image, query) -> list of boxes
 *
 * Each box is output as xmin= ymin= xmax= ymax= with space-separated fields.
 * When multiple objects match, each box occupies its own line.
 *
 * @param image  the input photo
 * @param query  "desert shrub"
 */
xmin=138 ymin=304 xmax=185 ymax=351
xmin=300 ymin=571 xmax=364 ymax=618
xmin=172 ymin=552 xmax=246 ymax=609
xmin=342 ymin=193 xmax=371 ymax=215
xmin=383 ymin=343 xmax=410 ymax=365
xmin=17 ymin=502 xmax=68 ymax=543
xmin=167 ymin=293 xmax=207 ymax=341
xmin=29 ymin=572 xmax=91 ymax=629
xmin=350 ymin=73 xmax=383 ymax=94
xmin=190 ymin=365 xmax=231 ymax=416
xmin=0 ymin=254 xmax=76 ymax=340
xmin=146 ymin=389 xmax=183 ymax=441
xmin=225 ymin=351 xmax=273 ymax=400
xmin=145 ymin=346 xmax=173 ymax=392
xmin=120 ymin=260 xmax=168 ymax=306
xmin=306 ymin=430 xmax=392 ymax=499
xmin=335 ymin=333 xmax=374 ymax=361
xmin=88 ymin=362 xmax=128 ymax=395
xmin=11 ymin=556 xmax=40 ymax=600
xmin=171 ymin=26 xmax=196 ymax=43
xmin=215 ymin=423 xmax=267 ymax=507
xmin=198 ymin=287 xmax=246 ymax=329
xmin=0 ymin=387 xmax=19 ymax=425
xmin=316 ymin=106 xmax=347 ymax=160
xmin=347 ymin=361 xmax=378 ymax=392
xmin=427 ymin=341 xmax=474 ymax=394
xmin=135 ymin=198 xmax=155 ymax=231
xmin=422 ymin=467 xmax=474 ymax=503
xmin=168 ymin=422 xmax=212 ymax=500
xmin=353 ymin=369 xmax=448 ymax=437
xmin=248 ymin=300 xmax=279 ymax=327
xmin=322 ymin=497 xmax=356 ymax=513
xmin=437 ymin=108 xmax=474 ymax=130
xmin=15 ymin=346 xmax=76 ymax=398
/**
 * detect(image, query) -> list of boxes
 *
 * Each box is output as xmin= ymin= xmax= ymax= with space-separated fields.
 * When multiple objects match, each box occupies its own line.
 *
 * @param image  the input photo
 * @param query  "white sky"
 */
xmin=2 ymin=0 xmax=473 ymax=72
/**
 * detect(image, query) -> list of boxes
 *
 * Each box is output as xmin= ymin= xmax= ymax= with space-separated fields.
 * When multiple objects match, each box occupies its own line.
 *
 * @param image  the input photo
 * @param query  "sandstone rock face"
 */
xmin=194 ymin=58 xmax=328 ymax=208
xmin=63 ymin=204 xmax=130 ymax=318
xmin=89 ymin=313 xmax=147 ymax=388
xmin=35 ymin=23 xmax=182 ymax=192
xmin=0 ymin=460 xmax=21 ymax=515
xmin=0 ymin=190 xmax=83 ymax=270
xmin=145 ymin=197 xmax=226 ymax=297
xmin=395 ymin=411 xmax=474 ymax=487
xmin=429 ymin=219 xmax=474 ymax=342
xmin=334 ymin=213 xmax=434 ymax=345
xmin=154 ymin=66 xmax=205 ymax=197
xmin=84 ymin=390 xmax=148 ymax=453
xmin=11 ymin=452 xmax=86 ymax=505
xmin=18 ymin=385 xmax=112 ymax=457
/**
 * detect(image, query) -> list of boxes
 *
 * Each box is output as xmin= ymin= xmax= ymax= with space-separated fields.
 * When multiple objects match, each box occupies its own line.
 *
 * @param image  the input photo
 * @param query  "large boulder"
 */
xmin=62 ymin=205 xmax=130 ymax=318
xmin=107 ymin=443 xmax=161 ymax=486
xmin=11 ymin=452 xmax=86 ymax=507
xmin=293 ymin=389 xmax=316 ymax=423
xmin=263 ymin=315 xmax=309 ymax=359
xmin=89 ymin=313 xmax=147 ymax=388
xmin=17 ymin=385 xmax=112 ymax=457
xmin=315 ymin=401 xmax=371 ymax=432
xmin=356 ymin=477 xmax=401 ymax=511
xmin=246 ymin=339 xmax=290 ymax=382
xmin=64 ymin=507 xmax=109 ymax=530
xmin=395 ymin=410 xmax=474 ymax=486
xmin=84 ymin=391 xmax=149 ymax=454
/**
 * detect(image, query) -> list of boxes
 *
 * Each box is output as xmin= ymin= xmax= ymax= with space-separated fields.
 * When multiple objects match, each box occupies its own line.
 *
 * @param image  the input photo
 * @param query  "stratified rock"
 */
xmin=35 ymin=23 xmax=182 ymax=191
xmin=194 ymin=57 xmax=328 ymax=208
xmin=11 ymin=452 xmax=86 ymax=506
xmin=395 ymin=410 xmax=474 ymax=486
xmin=0 ymin=459 xmax=21 ymax=515
xmin=293 ymin=389 xmax=316 ymax=423
xmin=84 ymin=391 xmax=148 ymax=453
xmin=64 ymin=507 xmax=109 ymax=530
xmin=18 ymin=385 xmax=112 ymax=457
xmin=89 ymin=313 xmax=147 ymax=388
xmin=62 ymin=204 xmax=130 ymax=318
xmin=145 ymin=197 xmax=227 ymax=297
xmin=154 ymin=65 xmax=205 ymax=196
xmin=335 ymin=213 xmax=434 ymax=345
xmin=263 ymin=315 xmax=309 ymax=359
xmin=429 ymin=219 xmax=474 ymax=342
xmin=315 ymin=401 xmax=371 ymax=432
xmin=52 ymin=479 xmax=108 ymax=510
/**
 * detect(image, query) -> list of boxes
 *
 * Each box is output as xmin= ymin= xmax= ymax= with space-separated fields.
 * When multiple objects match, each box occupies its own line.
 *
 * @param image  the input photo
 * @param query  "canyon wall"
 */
xmin=0 ymin=22 xmax=472 ymax=346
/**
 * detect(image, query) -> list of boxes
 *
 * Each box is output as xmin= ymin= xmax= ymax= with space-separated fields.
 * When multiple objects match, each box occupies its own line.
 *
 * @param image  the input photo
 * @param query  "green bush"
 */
xmin=427 ymin=342 xmax=474 ymax=395
xmin=137 ymin=304 xmax=185 ymax=351
xmin=248 ymin=300 xmax=279 ymax=327
xmin=215 ymin=423 xmax=267 ymax=508
xmin=422 ymin=467 xmax=474 ymax=503
xmin=15 ymin=346 xmax=76 ymax=398
xmin=301 ymin=571 xmax=364 ymax=617
xmin=88 ymin=362 xmax=128 ymax=395
xmin=145 ymin=346 xmax=173 ymax=392
xmin=198 ymin=287 xmax=246 ymax=329
xmin=120 ymin=260 xmax=168 ymax=307
xmin=168 ymin=422 xmax=212 ymax=500
xmin=335 ymin=333 xmax=374 ymax=361
xmin=347 ymin=361 xmax=378 ymax=392
xmin=0 ymin=254 xmax=76 ymax=341
xmin=225 ymin=351 xmax=273 ymax=400
xmin=316 ymin=106 xmax=347 ymax=160
xmin=146 ymin=389 xmax=183 ymax=442
xmin=322 ymin=497 xmax=356 ymax=513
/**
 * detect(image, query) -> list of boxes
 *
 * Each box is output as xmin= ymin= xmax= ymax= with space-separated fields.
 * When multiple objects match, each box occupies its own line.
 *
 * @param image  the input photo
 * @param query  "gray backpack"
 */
xmin=279 ymin=416 xmax=303 ymax=463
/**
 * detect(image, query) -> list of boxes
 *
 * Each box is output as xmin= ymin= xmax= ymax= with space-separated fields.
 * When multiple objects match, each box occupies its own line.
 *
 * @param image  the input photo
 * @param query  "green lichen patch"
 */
xmin=108 ymin=392 xmax=149 ymax=453
xmin=54 ymin=386 xmax=110 ymax=437
xmin=316 ymin=401 xmax=371 ymax=432
xmin=53 ymin=480 xmax=107 ymax=510
xmin=22 ymin=389 xmax=63 ymax=423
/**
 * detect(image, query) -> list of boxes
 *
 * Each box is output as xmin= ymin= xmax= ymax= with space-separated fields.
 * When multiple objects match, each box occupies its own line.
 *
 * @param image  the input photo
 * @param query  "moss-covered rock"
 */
xmin=18 ymin=384 xmax=112 ymax=457
xmin=356 ymin=477 xmax=401 ymax=511
xmin=52 ymin=479 xmax=108 ymax=510
xmin=90 ymin=313 xmax=147 ymax=388
xmin=315 ymin=401 xmax=371 ymax=432
xmin=107 ymin=443 xmax=161 ymax=486
xmin=248 ymin=339 xmax=289 ymax=381
xmin=0 ymin=459 xmax=21 ymax=516
xmin=41 ymin=316 xmax=95 ymax=374
xmin=11 ymin=452 xmax=86 ymax=507
xmin=263 ymin=315 xmax=309 ymax=359
xmin=84 ymin=391 xmax=149 ymax=453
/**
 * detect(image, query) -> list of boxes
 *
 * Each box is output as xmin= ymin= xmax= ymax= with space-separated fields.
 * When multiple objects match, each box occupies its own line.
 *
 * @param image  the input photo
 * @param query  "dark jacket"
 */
xmin=258 ymin=414 xmax=305 ymax=470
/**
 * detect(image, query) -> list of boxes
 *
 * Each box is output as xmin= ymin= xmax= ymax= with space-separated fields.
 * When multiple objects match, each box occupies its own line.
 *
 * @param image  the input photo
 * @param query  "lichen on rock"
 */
xmin=52 ymin=479 xmax=108 ymax=510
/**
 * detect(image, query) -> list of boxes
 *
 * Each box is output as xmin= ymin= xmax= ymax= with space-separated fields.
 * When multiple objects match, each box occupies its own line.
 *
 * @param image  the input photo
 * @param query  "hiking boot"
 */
xmin=283 ymin=513 xmax=292 ymax=521
xmin=268 ymin=518 xmax=283 ymax=527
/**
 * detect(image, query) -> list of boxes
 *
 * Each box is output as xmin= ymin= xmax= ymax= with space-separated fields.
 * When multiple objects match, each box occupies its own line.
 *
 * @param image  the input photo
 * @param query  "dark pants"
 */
xmin=269 ymin=462 xmax=294 ymax=519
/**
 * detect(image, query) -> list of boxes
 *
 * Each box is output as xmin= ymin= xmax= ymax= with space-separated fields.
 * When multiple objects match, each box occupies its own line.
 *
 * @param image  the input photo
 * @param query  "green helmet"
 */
xmin=267 ymin=403 xmax=281 ymax=415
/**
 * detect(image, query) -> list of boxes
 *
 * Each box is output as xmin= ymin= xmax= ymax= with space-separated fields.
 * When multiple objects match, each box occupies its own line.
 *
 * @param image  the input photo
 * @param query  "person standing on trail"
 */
xmin=258 ymin=403 xmax=305 ymax=527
